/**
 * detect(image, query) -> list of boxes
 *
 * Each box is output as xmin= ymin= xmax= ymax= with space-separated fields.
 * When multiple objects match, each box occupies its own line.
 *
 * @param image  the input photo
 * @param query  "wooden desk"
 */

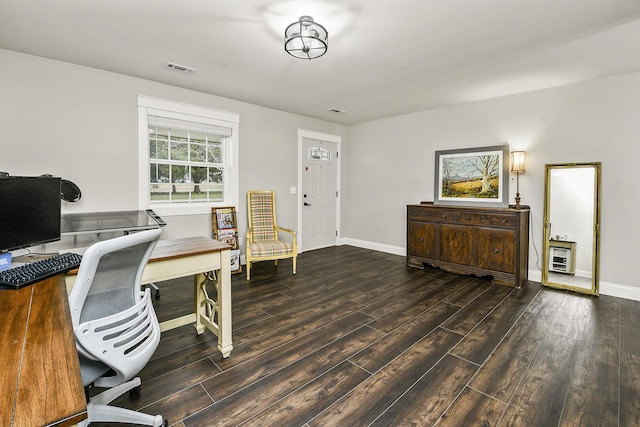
xmin=0 ymin=276 xmax=87 ymax=426
xmin=66 ymin=236 xmax=233 ymax=358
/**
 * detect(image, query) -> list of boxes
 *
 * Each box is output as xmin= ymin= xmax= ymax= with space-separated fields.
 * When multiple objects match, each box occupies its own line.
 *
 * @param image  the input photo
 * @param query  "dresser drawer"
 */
xmin=456 ymin=211 xmax=516 ymax=227
xmin=408 ymin=206 xmax=456 ymax=222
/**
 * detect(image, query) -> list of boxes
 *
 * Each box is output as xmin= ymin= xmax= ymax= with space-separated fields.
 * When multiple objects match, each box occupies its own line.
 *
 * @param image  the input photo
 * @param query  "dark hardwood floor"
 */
xmin=106 ymin=245 xmax=640 ymax=426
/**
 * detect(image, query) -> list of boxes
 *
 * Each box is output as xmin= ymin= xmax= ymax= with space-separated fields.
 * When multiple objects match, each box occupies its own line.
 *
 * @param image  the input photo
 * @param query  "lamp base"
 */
xmin=515 ymin=193 xmax=521 ymax=209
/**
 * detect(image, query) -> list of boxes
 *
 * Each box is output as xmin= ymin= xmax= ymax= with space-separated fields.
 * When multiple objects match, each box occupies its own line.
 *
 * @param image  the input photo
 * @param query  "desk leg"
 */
xmin=216 ymin=250 xmax=233 ymax=358
xmin=193 ymin=272 xmax=207 ymax=335
xmin=192 ymin=251 xmax=233 ymax=358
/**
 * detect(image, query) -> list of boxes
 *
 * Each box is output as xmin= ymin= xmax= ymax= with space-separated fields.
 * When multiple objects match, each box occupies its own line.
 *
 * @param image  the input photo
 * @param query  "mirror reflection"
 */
xmin=542 ymin=163 xmax=601 ymax=295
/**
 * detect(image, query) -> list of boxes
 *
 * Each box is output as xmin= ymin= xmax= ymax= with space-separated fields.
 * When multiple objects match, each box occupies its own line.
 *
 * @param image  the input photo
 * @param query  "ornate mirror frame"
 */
xmin=542 ymin=162 xmax=601 ymax=295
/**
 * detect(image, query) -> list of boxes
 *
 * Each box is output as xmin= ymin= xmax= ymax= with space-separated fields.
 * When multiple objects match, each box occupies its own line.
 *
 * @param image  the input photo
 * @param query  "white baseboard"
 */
xmin=596 ymin=281 xmax=640 ymax=301
xmin=338 ymin=238 xmax=405 ymax=256
xmin=337 ymin=238 xmax=640 ymax=302
xmin=528 ymin=269 xmax=640 ymax=300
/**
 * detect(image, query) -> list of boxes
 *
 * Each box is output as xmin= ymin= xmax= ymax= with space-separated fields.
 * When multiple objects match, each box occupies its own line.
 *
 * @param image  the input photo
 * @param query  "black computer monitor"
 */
xmin=0 ymin=176 xmax=61 ymax=252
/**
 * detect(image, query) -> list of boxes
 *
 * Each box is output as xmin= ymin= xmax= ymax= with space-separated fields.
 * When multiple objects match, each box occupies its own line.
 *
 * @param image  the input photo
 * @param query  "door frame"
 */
xmin=297 ymin=129 xmax=342 ymax=253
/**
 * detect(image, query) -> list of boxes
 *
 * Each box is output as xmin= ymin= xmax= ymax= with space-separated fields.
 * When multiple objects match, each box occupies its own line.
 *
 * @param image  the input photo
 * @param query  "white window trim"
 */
xmin=137 ymin=95 xmax=239 ymax=216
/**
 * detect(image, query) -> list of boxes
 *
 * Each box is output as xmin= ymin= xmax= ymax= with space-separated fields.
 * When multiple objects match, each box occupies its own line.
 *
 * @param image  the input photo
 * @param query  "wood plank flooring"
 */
xmin=103 ymin=245 xmax=640 ymax=426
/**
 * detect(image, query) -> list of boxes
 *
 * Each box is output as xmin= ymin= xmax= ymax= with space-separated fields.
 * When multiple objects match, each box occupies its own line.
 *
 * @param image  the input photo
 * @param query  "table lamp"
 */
xmin=511 ymin=151 xmax=526 ymax=208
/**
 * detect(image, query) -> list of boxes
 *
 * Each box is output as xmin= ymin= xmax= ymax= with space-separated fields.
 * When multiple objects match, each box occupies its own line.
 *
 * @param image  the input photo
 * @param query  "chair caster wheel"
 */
xmin=130 ymin=385 xmax=142 ymax=396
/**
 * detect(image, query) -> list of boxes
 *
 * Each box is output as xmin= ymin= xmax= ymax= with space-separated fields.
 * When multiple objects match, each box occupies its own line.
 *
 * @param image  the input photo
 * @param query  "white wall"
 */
xmin=345 ymin=72 xmax=640 ymax=299
xmin=0 ymin=49 xmax=347 ymax=248
xmin=3 ymin=48 xmax=640 ymax=299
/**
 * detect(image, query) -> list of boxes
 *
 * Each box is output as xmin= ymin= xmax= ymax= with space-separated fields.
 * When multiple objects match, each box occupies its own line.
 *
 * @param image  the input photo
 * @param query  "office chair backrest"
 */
xmin=69 ymin=228 xmax=161 ymax=333
xmin=68 ymin=228 xmax=162 ymax=386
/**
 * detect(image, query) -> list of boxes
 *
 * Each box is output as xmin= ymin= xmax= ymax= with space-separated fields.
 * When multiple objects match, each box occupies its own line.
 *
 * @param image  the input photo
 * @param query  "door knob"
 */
xmin=304 ymin=202 xmax=312 ymax=206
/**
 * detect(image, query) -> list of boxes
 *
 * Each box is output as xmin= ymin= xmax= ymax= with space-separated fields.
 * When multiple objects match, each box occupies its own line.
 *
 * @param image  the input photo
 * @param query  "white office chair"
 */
xmin=68 ymin=228 xmax=167 ymax=427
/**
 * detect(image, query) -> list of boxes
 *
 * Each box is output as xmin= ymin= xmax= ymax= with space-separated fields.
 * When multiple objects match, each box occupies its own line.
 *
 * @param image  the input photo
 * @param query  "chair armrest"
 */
xmin=276 ymin=226 xmax=296 ymax=236
xmin=276 ymin=226 xmax=297 ymax=249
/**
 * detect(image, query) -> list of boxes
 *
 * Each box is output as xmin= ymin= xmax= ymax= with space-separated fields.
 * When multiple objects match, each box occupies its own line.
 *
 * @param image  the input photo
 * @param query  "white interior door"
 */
xmin=301 ymin=138 xmax=337 ymax=251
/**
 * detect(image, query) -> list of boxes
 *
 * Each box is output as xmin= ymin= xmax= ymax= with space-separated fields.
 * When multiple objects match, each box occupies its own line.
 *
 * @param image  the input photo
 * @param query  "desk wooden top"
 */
xmin=150 ymin=236 xmax=230 ymax=262
xmin=0 ymin=276 xmax=87 ymax=426
xmin=65 ymin=236 xmax=230 ymax=276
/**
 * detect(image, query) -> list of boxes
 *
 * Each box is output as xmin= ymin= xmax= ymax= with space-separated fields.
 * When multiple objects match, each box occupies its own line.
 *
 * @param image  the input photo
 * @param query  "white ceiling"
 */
xmin=2 ymin=0 xmax=640 ymax=125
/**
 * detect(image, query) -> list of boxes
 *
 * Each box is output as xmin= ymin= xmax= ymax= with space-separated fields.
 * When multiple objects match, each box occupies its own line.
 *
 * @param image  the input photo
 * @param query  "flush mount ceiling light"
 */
xmin=284 ymin=15 xmax=328 ymax=60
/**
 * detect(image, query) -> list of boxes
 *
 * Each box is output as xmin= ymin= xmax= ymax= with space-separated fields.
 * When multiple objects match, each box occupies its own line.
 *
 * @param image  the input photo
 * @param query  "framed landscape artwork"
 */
xmin=434 ymin=144 xmax=509 ymax=207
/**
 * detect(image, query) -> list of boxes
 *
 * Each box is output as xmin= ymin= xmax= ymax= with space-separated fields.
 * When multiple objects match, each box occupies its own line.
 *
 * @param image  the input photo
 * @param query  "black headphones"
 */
xmin=60 ymin=179 xmax=82 ymax=202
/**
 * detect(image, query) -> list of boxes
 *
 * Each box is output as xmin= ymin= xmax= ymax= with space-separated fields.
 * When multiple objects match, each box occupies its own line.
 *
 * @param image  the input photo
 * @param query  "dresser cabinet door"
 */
xmin=476 ymin=227 xmax=516 ymax=273
xmin=441 ymin=224 xmax=474 ymax=266
xmin=408 ymin=221 xmax=437 ymax=259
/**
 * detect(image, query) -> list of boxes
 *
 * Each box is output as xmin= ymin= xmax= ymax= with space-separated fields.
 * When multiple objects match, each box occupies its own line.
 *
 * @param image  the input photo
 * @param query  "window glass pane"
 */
xmin=205 ymin=167 xmax=224 ymax=202
xmin=149 ymin=126 xmax=169 ymax=160
xmin=150 ymin=163 xmax=170 ymax=183
xmin=149 ymin=163 xmax=171 ymax=203
xmin=310 ymin=147 xmax=330 ymax=160
xmin=191 ymin=166 xmax=207 ymax=184
xmin=208 ymin=143 xmax=223 ymax=164
xmin=145 ymin=109 xmax=234 ymax=207
xmin=209 ymin=167 xmax=223 ymax=183
xmin=170 ymin=165 xmax=188 ymax=182
xmin=150 ymin=138 xmax=169 ymax=160
xmin=170 ymin=140 xmax=189 ymax=161
xmin=191 ymin=142 xmax=207 ymax=163
xmin=150 ymin=190 xmax=170 ymax=203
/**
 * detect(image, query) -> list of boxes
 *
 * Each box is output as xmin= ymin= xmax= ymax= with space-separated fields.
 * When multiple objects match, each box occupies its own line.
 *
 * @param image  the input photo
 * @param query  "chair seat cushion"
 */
xmin=250 ymin=240 xmax=294 ymax=257
xmin=79 ymin=353 xmax=112 ymax=386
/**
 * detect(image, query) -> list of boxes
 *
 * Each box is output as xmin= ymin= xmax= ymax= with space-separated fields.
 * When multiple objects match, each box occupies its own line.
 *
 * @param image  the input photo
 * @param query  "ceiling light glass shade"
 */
xmin=284 ymin=16 xmax=328 ymax=60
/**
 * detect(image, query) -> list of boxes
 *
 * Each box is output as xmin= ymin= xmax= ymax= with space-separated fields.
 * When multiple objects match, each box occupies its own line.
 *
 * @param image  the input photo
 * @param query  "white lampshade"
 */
xmin=511 ymin=151 xmax=526 ymax=173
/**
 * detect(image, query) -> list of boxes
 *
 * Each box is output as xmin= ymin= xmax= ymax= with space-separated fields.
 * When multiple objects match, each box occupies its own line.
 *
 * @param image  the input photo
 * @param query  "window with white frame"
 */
xmin=137 ymin=96 xmax=239 ymax=214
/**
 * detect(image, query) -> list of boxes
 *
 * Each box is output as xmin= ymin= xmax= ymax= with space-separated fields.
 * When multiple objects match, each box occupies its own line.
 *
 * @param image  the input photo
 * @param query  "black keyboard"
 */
xmin=0 ymin=252 xmax=83 ymax=289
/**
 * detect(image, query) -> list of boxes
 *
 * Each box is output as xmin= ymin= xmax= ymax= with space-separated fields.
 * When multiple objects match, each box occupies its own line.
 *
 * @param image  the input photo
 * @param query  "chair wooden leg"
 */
xmin=274 ymin=259 xmax=278 ymax=267
xmin=246 ymin=262 xmax=251 ymax=280
xmin=293 ymin=257 xmax=297 ymax=275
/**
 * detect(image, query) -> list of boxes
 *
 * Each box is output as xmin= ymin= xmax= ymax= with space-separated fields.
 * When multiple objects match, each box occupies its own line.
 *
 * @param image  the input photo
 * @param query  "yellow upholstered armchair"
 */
xmin=245 ymin=190 xmax=297 ymax=280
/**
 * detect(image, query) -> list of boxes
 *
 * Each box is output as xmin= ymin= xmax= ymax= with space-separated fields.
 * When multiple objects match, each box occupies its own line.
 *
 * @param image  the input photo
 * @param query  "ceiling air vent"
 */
xmin=165 ymin=62 xmax=197 ymax=74
xmin=327 ymin=107 xmax=346 ymax=114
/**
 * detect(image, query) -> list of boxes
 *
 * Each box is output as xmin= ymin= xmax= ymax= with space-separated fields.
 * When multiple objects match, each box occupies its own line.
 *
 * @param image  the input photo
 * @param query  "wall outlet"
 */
xmin=290 ymin=186 xmax=296 ymax=194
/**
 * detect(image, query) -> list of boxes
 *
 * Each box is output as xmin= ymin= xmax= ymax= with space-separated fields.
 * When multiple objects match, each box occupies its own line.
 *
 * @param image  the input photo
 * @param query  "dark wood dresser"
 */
xmin=407 ymin=202 xmax=529 ymax=287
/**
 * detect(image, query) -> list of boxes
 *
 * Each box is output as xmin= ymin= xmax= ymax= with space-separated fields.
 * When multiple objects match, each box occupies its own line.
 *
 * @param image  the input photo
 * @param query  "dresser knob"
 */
xmin=493 ymin=248 xmax=499 ymax=254
xmin=442 ymin=214 xmax=447 ymax=218
xmin=419 ymin=238 xmax=424 ymax=243
xmin=503 ymin=218 xmax=508 ymax=223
